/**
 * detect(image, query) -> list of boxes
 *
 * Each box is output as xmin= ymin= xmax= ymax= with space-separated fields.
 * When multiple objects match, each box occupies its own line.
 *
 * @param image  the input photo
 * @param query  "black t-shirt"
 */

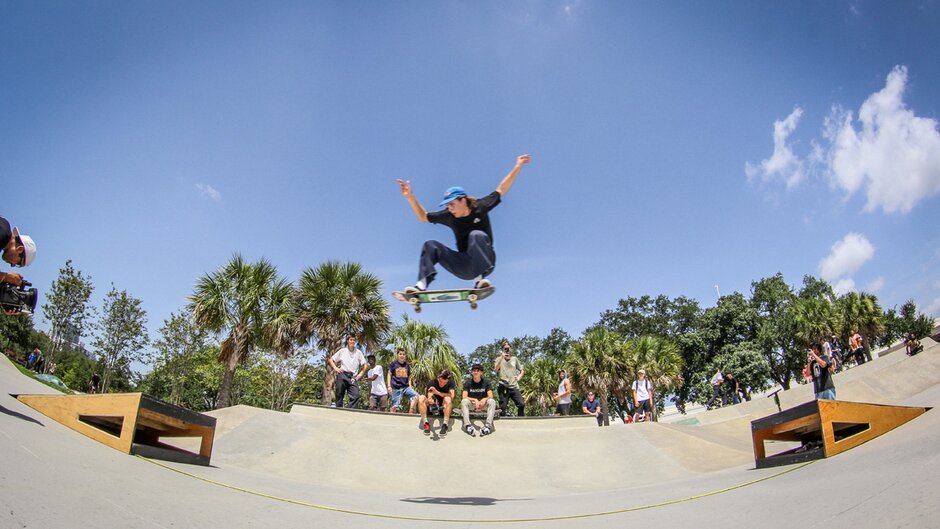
xmin=0 ymin=217 xmax=12 ymax=250
xmin=811 ymin=354 xmax=835 ymax=393
xmin=427 ymin=191 xmax=501 ymax=252
xmin=427 ymin=378 xmax=455 ymax=402
xmin=464 ymin=377 xmax=492 ymax=400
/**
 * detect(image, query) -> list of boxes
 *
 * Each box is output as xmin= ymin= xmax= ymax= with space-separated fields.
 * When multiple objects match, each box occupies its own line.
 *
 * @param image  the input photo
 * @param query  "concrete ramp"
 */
xmin=208 ymin=404 xmax=752 ymax=496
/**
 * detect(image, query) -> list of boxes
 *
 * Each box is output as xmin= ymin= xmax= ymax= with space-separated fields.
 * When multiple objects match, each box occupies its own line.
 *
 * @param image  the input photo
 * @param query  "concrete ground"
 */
xmin=2 ymin=340 xmax=938 ymax=528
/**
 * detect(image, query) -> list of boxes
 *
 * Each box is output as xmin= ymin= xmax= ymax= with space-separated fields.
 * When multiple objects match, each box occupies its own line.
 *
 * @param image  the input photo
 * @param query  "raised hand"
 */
xmin=397 ymin=179 xmax=413 ymax=198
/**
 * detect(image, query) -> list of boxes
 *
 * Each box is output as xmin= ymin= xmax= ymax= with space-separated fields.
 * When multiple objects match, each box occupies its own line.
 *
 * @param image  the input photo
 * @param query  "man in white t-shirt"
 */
xmin=327 ymin=335 xmax=368 ymax=408
xmin=366 ymin=354 xmax=389 ymax=411
xmin=632 ymin=369 xmax=654 ymax=422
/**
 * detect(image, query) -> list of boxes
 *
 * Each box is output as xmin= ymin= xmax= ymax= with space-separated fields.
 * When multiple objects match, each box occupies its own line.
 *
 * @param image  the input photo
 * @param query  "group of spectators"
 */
xmin=328 ymin=336 xmax=659 ymax=434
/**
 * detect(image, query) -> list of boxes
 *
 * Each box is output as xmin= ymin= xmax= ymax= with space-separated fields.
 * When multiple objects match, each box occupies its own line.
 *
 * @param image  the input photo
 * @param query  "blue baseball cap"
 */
xmin=438 ymin=186 xmax=467 ymax=207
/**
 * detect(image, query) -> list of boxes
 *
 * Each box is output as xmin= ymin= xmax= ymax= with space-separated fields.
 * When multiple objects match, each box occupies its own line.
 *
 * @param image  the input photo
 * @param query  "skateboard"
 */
xmin=392 ymin=285 xmax=495 ymax=313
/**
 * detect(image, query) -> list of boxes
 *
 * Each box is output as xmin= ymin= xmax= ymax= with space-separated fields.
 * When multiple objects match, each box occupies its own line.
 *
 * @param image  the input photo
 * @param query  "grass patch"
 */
xmin=12 ymin=363 xmax=71 ymax=394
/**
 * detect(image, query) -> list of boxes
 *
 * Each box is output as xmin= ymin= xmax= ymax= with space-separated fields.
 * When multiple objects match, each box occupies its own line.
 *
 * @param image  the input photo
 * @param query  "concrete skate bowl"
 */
xmin=2 ymin=340 xmax=939 ymax=527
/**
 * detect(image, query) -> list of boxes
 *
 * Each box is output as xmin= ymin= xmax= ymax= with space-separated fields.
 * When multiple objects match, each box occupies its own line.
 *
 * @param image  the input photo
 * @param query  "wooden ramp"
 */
xmin=15 ymin=392 xmax=216 ymax=466
xmin=751 ymin=399 xmax=929 ymax=469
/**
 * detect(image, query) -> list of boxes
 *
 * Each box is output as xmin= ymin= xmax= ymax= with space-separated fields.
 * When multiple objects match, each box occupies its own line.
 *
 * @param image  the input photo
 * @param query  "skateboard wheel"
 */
xmin=468 ymin=293 xmax=478 ymax=302
xmin=470 ymin=303 xmax=478 ymax=310
xmin=408 ymin=297 xmax=419 ymax=305
xmin=414 ymin=306 xmax=422 ymax=314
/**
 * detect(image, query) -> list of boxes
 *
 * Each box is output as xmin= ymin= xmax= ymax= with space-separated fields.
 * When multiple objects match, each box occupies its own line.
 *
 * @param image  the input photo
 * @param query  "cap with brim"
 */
xmin=439 ymin=186 xmax=467 ymax=207
xmin=471 ymin=363 xmax=483 ymax=371
xmin=12 ymin=227 xmax=36 ymax=266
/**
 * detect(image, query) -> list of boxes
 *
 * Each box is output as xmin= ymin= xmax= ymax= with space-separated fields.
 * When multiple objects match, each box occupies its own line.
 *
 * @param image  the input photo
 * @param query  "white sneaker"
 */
xmin=474 ymin=279 xmax=492 ymax=290
xmin=404 ymin=285 xmax=424 ymax=294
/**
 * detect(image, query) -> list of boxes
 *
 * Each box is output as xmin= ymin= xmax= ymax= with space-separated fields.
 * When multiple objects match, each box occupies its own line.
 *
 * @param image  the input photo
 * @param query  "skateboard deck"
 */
xmin=392 ymin=286 xmax=495 ymax=313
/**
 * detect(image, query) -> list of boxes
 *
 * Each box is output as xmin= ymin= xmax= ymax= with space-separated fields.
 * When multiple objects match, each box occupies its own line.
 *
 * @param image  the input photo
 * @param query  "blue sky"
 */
xmin=3 ymin=1 xmax=939 ymax=365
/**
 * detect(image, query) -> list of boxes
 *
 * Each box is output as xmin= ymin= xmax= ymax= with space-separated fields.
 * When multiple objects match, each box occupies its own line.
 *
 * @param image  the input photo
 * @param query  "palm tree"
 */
xmin=293 ymin=261 xmax=392 ymax=405
xmin=188 ymin=254 xmax=293 ymax=409
xmin=519 ymin=356 xmax=562 ymax=416
xmin=386 ymin=315 xmax=461 ymax=394
xmin=618 ymin=336 xmax=683 ymax=414
xmin=791 ymin=296 xmax=837 ymax=347
xmin=566 ymin=327 xmax=625 ymax=426
xmin=836 ymin=292 xmax=885 ymax=352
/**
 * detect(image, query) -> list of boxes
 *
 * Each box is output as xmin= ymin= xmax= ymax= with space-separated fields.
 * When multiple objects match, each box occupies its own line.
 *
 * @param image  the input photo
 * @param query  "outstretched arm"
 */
xmin=397 ymin=179 xmax=429 ymax=222
xmin=495 ymin=154 xmax=532 ymax=196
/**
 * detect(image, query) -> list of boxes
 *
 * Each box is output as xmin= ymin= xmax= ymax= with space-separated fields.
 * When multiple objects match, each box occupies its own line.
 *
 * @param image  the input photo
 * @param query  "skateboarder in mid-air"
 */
xmin=396 ymin=154 xmax=531 ymax=295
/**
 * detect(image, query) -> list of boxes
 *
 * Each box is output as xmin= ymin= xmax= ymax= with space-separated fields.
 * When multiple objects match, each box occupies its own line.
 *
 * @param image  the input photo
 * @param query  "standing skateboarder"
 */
xmin=396 ymin=154 xmax=531 ymax=294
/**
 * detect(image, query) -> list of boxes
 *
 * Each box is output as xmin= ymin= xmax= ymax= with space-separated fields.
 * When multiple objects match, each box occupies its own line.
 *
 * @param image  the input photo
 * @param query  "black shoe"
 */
xmin=481 ymin=426 xmax=492 ymax=436
xmin=440 ymin=423 xmax=449 ymax=435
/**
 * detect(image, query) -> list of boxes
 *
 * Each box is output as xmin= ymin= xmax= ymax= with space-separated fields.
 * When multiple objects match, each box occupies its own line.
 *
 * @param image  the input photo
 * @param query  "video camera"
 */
xmin=0 ymin=279 xmax=38 ymax=315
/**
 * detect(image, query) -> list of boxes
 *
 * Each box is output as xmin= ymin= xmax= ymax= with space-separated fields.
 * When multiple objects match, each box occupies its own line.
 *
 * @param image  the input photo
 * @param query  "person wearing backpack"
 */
xmin=807 ymin=342 xmax=836 ymax=401
xmin=632 ymin=370 xmax=654 ymax=422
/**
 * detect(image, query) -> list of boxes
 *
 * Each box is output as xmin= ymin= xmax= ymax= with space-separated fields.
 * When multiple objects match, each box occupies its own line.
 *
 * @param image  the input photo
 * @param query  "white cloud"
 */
xmin=746 ymin=66 xmax=940 ymax=215
xmin=865 ymin=276 xmax=885 ymax=293
xmin=819 ymin=232 xmax=875 ymax=282
xmin=824 ymin=66 xmax=940 ymax=214
xmin=833 ymin=278 xmax=856 ymax=296
xmin=195 ymin=183 xmax=222 ymax=202
xmin=746 ymin=107 xmax=805 ymax=189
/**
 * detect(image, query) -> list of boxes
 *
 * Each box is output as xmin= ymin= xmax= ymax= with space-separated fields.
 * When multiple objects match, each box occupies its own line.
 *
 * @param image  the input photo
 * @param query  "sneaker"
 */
xmin=481 ymin=426 xmax=492 ymax=436
xmin=422 ymin=421 xmax=430 ymax=434
xmin=474 ymin=279 xmax=492 ymax=290
xmin=464 ymin=425 xmax=476 ymax=436
xmin=404 ymin=285 xmax=424 ymax=294
xmin=440 ymin=423 xmax=449 ymax=435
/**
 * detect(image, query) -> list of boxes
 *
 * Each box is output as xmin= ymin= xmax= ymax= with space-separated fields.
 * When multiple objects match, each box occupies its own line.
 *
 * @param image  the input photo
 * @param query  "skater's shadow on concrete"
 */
xmin=401 ymin=496 xmax=530 ymax=506
xmin=0 ymin=402 xmax=44 ymax=427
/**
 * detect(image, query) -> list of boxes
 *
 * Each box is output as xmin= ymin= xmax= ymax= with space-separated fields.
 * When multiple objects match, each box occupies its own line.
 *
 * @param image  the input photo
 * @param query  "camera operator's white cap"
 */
xmin=11 ymin=227 xmax=36 ymax=266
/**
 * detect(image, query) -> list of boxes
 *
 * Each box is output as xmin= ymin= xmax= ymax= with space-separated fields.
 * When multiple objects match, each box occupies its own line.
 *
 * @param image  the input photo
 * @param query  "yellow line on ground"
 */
xmin=138 ymin=456 xmax=814 ymax=523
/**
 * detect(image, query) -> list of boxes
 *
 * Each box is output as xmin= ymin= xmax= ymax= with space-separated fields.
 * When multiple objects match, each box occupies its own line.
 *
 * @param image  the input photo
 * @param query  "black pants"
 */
xmin=498 ymin=384 xmax=525 ymax=417
xmin=418 ymin=231 xmax=495 ymax=286
xmin=334 ymin=372 xmax=361 ymax=408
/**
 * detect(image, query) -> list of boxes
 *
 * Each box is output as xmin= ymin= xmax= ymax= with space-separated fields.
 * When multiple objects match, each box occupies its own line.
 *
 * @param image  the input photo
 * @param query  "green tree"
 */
xmin=836 ymin=291 xmax=884 ymax=355
xmin=710 ymin=342 xmax=773 ymax=400
xmin=386 ymin=316 xmax=460 ymax=396
xmin=791 ymin=296 xmax=837 ymax=347
xmin=566 ymin=327 xmax=624 ymax=426
xmin=750 ymin=274 xmax=803 ymax=389
xmin=618 ymin=335 xmax=683 ymax=414
xmin=91 ymin=285 xmax=149 ymax=392
xmin=880 ymin=300 xmax=935 ymax=346
xmin=150 ymin=311 xmax=209 ymax=406
xmin=293 ymin=261 xmax=392 ymax=405
xmin=189 ymin=255 xmax=293 ymax=408
xmin=0 ymin=311 xmax=34 ymax=357
xmin=41 ymin=260 xmax=94 ymax=374
xmin=541 ymin=327 xmax=573 ymax=361
xmin=519 ymin=355 xmax=562 ymax=416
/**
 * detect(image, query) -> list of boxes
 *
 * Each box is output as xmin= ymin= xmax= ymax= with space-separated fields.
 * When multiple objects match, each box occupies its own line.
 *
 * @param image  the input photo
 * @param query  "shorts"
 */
xmin=369 ymin=393 xmax=389 ymax=410
xmin=555 ymin=402 xmax=571 ymax=416
xmin=635 ymin=399 xmax=652 ymax=414
xmin=390 ymin=386 xmax=419 ymax=408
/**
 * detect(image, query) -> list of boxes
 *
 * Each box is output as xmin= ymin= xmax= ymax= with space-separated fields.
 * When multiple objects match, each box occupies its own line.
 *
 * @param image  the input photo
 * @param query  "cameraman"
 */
xmin=1 ymin=216 xmax=37 ymax=297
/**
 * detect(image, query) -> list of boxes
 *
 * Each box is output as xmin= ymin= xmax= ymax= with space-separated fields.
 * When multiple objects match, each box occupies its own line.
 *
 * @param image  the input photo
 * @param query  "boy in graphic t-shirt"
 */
xmin=417 ymin=370 xmax=456 ymax=435
xmin=460 ymin=363 xmax=497 ymax=436
xmin=386 ymin=348 xmax=419 ymax=414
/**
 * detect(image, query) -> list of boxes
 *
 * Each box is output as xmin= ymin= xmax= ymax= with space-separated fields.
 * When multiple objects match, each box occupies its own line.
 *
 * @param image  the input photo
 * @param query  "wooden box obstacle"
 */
xmin=16 ymin=392 xmax=216 ymax=466
xmin=751 ymin=399 xmax=929 ymax=469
